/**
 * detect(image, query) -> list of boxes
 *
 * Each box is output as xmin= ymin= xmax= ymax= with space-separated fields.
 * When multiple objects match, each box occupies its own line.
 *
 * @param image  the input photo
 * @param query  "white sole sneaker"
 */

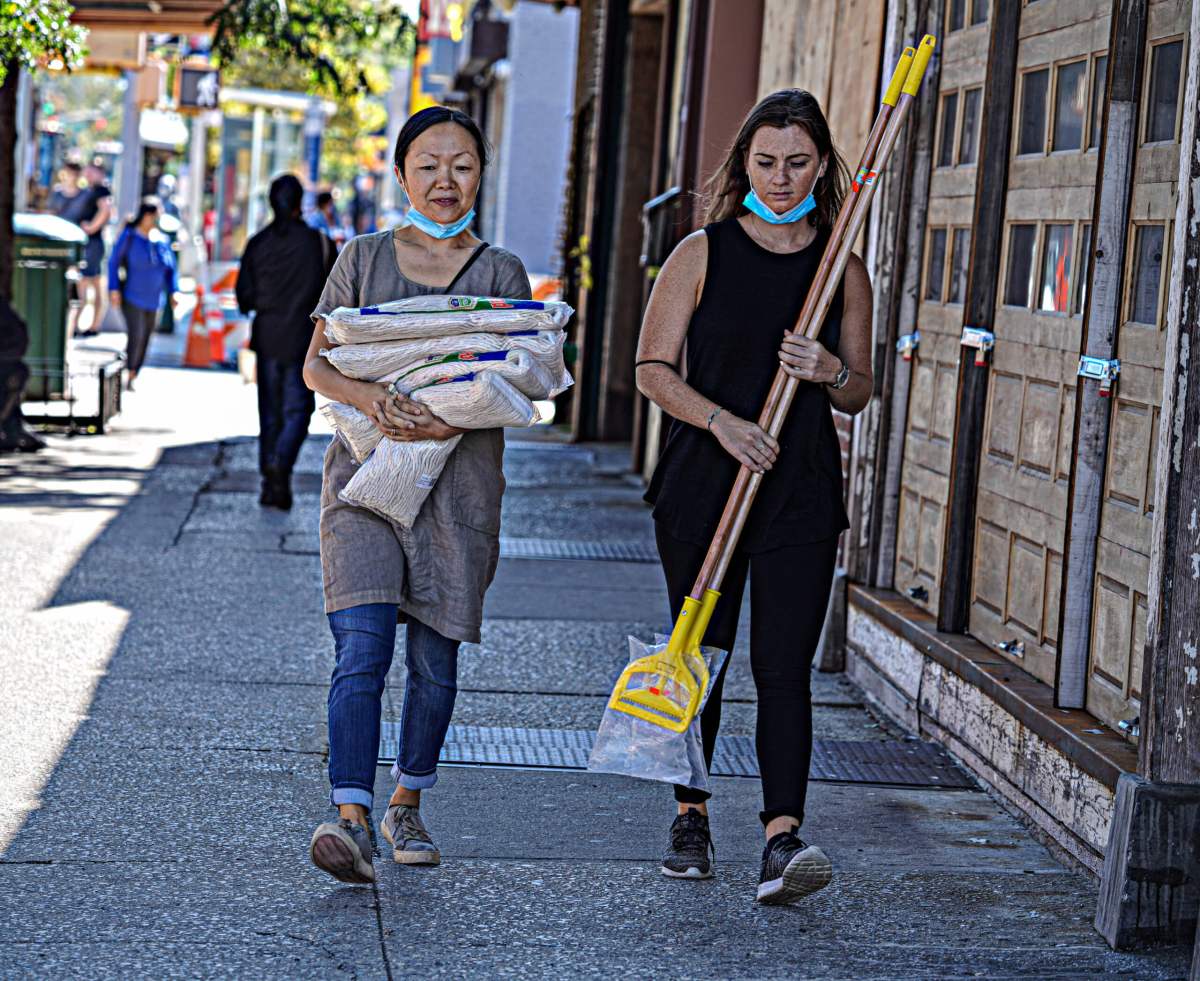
xmin=660 ymin=863 xmax=714 ymax=880
xmin=755 ymin=844 xmax=832 ymax=904
xmin=379 ymin=813 xmax=441 ymax=866
xmin=309 ymin=822 xmax=375 ymax=884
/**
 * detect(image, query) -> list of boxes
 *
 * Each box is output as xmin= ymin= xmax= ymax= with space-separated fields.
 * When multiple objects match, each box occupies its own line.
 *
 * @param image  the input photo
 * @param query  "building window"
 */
xmin=1089 ymin=56 xmax=1107 ymax=150
xmin=926 ymin=228 xmax=948 ymax=301
xmin=1075 ymin=223 xmax=1092 ymax=315
xmin=1018 ymin=68 xmax=1049 ymax=155
xmin=958 ymin=88 xmax=982 ymax=164
xmin=1004 ymin=224 xmax=1038 ymax=307
xmin=1129 ymin=224 xmax=1165 ymax=325
xmin=948 ymin=228 xmax=971 ymax=304
xmin=1038 ymin=224 xmax=1074 ymax=314
xmin=937 ymin=92 xmax=959 ymax=168
xmin=947 ymin=0 xmax=966 ymax=32
xmin=970 ymin=0 xmax=988 ymax=24
xmin=1145 ymin=40 xmax=1183 ymax=144
xmin=1052 ymin=60 xmax=1087 ymax=151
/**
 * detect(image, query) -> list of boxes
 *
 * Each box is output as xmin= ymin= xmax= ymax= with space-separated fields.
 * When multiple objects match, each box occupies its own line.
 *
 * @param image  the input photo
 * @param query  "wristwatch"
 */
xmin=830 ymin=359 xmax=851 ymax=390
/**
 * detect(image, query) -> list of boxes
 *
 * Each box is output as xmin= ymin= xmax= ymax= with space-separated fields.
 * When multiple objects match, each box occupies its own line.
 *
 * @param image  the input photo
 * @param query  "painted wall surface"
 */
xmin=492 ymin=1 xmax=581 ymax=275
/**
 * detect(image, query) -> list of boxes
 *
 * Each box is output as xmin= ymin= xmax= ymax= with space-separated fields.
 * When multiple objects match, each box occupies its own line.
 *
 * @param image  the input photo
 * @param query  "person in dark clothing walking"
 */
xmin=635 ymin=90 xmax=873 ymax=905
xmin=236 ymin=174 xmax=335 ymax=510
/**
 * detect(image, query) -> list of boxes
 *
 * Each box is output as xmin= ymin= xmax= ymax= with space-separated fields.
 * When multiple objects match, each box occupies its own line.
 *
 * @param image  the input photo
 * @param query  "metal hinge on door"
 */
xmin=1077 ymin=356 xmax=1121 ymax=398
xmin=960 ymin=326 xmax=995 ymax=367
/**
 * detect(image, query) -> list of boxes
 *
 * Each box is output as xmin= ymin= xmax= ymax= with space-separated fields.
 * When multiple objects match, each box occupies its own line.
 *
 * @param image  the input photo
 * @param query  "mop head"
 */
xmin=338 ymin=373 xmax=538 ymax=528
xmin=588 ymin=635 xmax=727 ymax=791
xmin=324 ymin=295 xmax=573 ymax=344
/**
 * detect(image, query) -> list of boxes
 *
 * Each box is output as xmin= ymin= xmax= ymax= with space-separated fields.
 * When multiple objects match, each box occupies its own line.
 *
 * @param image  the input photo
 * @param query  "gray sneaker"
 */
xmin=310 ymin=818 xmax=375 ymax=884
xmin=380 ymin=804 xmax=441 ymax=865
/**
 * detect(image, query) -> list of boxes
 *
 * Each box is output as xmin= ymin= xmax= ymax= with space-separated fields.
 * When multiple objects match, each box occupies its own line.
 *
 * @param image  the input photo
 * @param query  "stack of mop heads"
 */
xmin=319 ymin=295 xmax=573 ymax=527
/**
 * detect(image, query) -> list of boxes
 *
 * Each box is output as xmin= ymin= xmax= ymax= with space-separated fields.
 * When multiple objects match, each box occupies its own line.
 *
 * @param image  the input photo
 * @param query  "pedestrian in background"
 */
xmin=66 ymin=159 xmax=113 ymax=338
xmin=236 ymin=174 xmax=335 ymax=511
xmin=306 ymin=190 xmax=339 ymax=244
xmin=636 ymin=89 xmax=873 ymax=905
xmin=108 ymin=198 xmax=177 ymax=392
xmin=302 ymin=106 xmax=530 ymax=885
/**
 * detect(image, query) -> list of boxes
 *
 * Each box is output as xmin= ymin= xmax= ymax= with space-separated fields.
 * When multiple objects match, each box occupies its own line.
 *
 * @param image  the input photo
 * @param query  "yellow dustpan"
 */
xmin=603 ymin=38 xmax=936 ymax=736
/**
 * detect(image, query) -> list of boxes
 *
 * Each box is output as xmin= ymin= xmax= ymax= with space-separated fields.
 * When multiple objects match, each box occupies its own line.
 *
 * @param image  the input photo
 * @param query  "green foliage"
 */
xmin=0 ymin=0 xmax=87 ymax=83
xmin=209 ymin=0 xmax=413 ymax=97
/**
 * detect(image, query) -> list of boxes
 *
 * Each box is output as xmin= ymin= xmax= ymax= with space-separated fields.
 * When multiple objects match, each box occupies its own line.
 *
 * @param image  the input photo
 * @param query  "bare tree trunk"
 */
xmin=0 ymin=60 xmax=18 ymax=303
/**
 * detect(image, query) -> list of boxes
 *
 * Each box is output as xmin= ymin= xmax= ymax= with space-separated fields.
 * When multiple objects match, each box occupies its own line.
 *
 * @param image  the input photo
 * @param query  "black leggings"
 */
xmin=655 ymin=523 xmax=838 ymax=827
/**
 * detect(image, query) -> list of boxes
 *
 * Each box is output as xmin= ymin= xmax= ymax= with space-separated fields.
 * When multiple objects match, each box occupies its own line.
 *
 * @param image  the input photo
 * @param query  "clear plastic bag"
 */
xmin=587 ymin=634 xmax=728 ymax=792
xmin=323 ymin=295 xmax=573 ymax=344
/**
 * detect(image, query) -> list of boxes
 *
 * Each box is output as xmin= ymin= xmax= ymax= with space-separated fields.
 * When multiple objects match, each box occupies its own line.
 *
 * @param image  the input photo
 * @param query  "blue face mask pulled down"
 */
xmin=406 ymin=205 xmax=476 ymax=240
xmin=742 ymin=187 xmax=816 ymax=225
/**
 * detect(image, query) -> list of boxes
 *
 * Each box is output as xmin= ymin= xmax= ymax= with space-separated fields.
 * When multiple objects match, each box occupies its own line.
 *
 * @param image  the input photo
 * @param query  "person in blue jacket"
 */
xmin=108 ymin=198 xmax=177 ymax=390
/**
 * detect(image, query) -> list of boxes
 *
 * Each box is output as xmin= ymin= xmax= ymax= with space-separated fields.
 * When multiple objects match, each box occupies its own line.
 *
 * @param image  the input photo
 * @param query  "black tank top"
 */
xmin=644 ymin=217 xmax=850 ymax=552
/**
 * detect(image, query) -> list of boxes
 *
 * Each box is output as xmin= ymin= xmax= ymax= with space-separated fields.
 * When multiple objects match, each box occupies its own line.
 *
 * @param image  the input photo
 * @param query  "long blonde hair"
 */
xmin=704 ymin=89 xmax=848 ymax=230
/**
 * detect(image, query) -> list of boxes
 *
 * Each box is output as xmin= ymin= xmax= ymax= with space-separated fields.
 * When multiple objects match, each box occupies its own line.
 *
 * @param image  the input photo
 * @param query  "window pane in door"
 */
xmin=1038 ymin=224 xmax=1074 ymax=314
xmin=958 ymin=88 xmax=982 ymax=164
xmin=1075 ymin=223 xmax=1092 ymax=315
xmin=1089 ymin=56 xmax=1107 ymax=149
xmin=1052 ymin=61 xmax=1087 ymax=151
xmin=970 ymin=0 xmax=987 ymax=24
xmin=938 ymin=92 xmax=959 ymax=167
xmin=948 ymin=0 xmax=965 ymax=32
xmin=1018 ymin=69 xmax=1049 ymax=155
xmin=1004 ymin=224 xmax=1037 ymax=307
xmin=1129 ymin=224 xmax=1165 ymax=324
xmin=1146 ymin=41 xmax=1183 ymax=143
xmin=926 ymin=228 xmax=948 ymax=301
xmin=948 ymin=228 xmax=971 ymax=303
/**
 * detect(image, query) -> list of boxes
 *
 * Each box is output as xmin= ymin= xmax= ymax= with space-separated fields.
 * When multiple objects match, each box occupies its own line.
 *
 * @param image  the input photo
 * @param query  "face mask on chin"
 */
xmin=741 ymin=166 xmax=825 ymax=225
xmin=406 ymin=204 xmax=476 ymax=240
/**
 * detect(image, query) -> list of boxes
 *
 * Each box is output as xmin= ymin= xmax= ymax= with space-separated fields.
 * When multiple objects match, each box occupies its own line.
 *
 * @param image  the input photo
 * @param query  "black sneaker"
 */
xmin=661 ymin=809 xmax=714 ymax=879
xmin=756 ymin=831 xmax=832 ymax=904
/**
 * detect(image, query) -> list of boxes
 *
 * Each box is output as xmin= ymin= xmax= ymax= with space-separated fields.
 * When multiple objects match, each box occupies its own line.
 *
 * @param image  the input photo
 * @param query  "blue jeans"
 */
xmin=256 ymin=356 xmax=315 ymax=476
xmin=326 ymin=604 xmax=460 ymax=810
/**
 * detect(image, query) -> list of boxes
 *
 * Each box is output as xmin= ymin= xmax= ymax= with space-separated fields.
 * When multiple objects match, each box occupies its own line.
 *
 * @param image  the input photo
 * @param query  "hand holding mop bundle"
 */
xmin=319 ymin=295 xmax=574 ymax=527
xmin=588 ymin=37 xmax=936 ymax=791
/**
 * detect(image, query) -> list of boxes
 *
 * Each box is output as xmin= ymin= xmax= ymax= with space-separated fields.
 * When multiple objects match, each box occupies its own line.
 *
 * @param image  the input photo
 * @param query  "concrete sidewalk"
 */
xmin=0 ymin=355 xmax=1191 ymax=979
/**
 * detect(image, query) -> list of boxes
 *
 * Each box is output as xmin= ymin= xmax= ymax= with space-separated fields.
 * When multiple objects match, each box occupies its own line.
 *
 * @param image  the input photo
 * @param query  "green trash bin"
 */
xmin=12 ymin=213 xmax=87 ymax=401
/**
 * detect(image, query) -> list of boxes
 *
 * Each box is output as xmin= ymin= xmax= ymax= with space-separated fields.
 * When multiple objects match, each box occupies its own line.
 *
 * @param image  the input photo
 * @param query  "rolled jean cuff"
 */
xmin=391 ymin=762 xmax=438 ymax=790
xmin=674 ymin=785 xmax=712 ymax=805
xmin=331 ymin=785 xmax=374 ymax=810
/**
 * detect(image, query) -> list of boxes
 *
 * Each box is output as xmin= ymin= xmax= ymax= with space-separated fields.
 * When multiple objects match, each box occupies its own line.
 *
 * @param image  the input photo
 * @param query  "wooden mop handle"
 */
xmin=688 ymin=36 xmax=937 ymax=601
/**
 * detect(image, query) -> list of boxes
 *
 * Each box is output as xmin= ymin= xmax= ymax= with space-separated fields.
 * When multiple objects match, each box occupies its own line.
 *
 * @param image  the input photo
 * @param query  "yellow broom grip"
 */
xmin=667 ymin=596 xmax=703 ymax=654
xmin=902 ymin=35 xmax=937 ymax=97
xmin=685 ymin=588 xmax=721 ymax=650
xmin=883 ymin=47 xmax=916 ymax=106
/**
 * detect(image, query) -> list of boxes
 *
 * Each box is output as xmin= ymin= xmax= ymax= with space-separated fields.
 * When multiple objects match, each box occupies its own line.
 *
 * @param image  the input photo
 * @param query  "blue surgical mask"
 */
xmin=742 ymin=187 xmax=816 ymax=225
xmin=406 ymin=205 xmax=476 ymax=240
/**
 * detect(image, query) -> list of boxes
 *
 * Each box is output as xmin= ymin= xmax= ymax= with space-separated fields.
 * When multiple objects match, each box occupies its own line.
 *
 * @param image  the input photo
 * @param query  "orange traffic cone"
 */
xmin=183 ymin=286 xmax=212 ymax=368
xmin=207 ymin=300 xmax=226 ymax=364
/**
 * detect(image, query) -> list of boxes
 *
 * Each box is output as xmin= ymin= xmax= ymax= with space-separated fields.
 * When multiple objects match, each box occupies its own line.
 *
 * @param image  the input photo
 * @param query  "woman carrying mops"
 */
xmin=303 ymin=106 xmax=531 ymax=884
xmin=635 ymin=89 xmax=874 ymax=904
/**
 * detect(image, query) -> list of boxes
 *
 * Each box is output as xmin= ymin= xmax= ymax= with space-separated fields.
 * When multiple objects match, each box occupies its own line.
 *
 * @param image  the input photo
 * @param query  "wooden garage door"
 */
xmin=967 ymin=2 xmax=1109 ymax=686
xmin=893 ymin=13 xmax=988 ymax=615
xmin=1085 ymin=19 xmax=1188 ymax=731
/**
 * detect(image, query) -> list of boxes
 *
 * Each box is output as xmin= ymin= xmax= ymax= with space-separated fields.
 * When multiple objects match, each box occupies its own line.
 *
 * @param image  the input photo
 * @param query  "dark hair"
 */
xmin=63 ymin=161 xmax=82 ymax=174
xmin=315 ymin=190 xmax=334 ymax=209
xmin=393 ymin=106 xmax=490 ymax=178
xmin=704 ymin=89 xmax=847 ymax=231
xmin=124 ymin=196 xmax=161 ymax=231
xmin=268 ymin=174 xmax=304 ymax=222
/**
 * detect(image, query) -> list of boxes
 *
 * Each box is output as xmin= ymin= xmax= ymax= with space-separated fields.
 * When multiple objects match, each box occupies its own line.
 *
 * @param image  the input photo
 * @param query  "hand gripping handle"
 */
xmin=883 ymin=47 xmax=916 ymax=106
xmin=902 ymin=34 xmax=938 ymax=97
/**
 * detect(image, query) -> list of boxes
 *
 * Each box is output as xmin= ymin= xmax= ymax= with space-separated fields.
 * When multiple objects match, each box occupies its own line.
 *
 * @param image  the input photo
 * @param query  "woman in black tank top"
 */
xmin=635 ymin=90 xmax=874 ymax=904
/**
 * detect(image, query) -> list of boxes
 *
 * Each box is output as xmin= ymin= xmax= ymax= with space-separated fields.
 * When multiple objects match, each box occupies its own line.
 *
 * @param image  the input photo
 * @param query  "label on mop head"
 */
xmin=851 ymin=168 xmax=878 ymax=191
